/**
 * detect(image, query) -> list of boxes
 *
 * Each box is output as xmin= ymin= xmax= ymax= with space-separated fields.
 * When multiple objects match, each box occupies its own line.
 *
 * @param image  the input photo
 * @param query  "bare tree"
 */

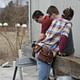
xmin=0 ymin=1 xmax=28 ymax=27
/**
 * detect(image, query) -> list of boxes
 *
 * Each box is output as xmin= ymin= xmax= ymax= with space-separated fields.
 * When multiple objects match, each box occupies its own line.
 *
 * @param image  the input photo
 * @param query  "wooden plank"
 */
xmin=54 ymin=56 xmax=80 ymax=79
xmin=58 ymin=56 xmax=80 ymax=64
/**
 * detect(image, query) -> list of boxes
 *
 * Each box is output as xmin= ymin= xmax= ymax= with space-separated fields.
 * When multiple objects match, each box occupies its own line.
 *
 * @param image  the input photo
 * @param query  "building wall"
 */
xmin=31 ymin=0 xmax=80 ymax=57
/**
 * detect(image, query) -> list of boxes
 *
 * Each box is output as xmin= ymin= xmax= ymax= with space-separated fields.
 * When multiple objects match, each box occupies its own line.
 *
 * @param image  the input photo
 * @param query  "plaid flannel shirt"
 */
xmin=38 ymin=18 xmax=72 ymax=52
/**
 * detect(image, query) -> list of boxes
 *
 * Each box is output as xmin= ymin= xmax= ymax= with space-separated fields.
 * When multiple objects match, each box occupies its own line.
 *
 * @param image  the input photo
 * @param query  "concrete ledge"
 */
xmin=54 ymin=56 xmax=80 ymax=79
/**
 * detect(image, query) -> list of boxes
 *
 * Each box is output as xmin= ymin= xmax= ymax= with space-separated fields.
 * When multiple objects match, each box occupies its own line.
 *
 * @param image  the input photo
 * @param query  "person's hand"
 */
xmin=58 ymin=52 xmax=67 ymax=56
xmin=31 ymin=41 xmax=36 ymax=47
xmin=32 ymin=52 xmax=35 ymax=57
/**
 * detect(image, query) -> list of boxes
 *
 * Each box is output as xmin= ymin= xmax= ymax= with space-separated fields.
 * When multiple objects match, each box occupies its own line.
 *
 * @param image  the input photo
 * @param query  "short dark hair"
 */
xmin=62 ymin=7 xmax=74 ymax=21
xmin=32 ymin=10 xmax=44 ymax=19
xmin=46 ymin=5 xmax=59 ymax=15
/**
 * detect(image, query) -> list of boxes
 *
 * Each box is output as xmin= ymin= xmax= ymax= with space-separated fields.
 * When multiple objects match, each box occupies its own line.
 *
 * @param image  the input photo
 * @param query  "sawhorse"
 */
xmin=12 ymin=57 xmax=36 ymax=80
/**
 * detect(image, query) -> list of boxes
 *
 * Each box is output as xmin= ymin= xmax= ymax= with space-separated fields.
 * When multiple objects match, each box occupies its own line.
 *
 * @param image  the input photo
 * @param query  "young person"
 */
xmin=46 ymin=6 xmax=74 ymax=80
xmin=60 ymin=7 xmax=75 ymax=56
xmin=32 ymin=10 xmax=53 ymax=80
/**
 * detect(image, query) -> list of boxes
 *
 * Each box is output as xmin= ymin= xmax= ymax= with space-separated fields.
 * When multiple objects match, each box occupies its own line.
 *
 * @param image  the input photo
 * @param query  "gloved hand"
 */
xmin=32 ymin=52 xmax=35 ymax=57
xmin=58 ymin=52 xmax=67 ymax=56
xmin=31 ymin=41 xmax=36 ymax=47
xmin=32 ymin=41 xmax=36 ymax=57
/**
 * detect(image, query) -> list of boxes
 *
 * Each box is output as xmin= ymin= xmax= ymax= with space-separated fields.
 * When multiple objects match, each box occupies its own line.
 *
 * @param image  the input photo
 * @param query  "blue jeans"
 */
xmin=36 ymin=59 xmax=51 ymax=80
